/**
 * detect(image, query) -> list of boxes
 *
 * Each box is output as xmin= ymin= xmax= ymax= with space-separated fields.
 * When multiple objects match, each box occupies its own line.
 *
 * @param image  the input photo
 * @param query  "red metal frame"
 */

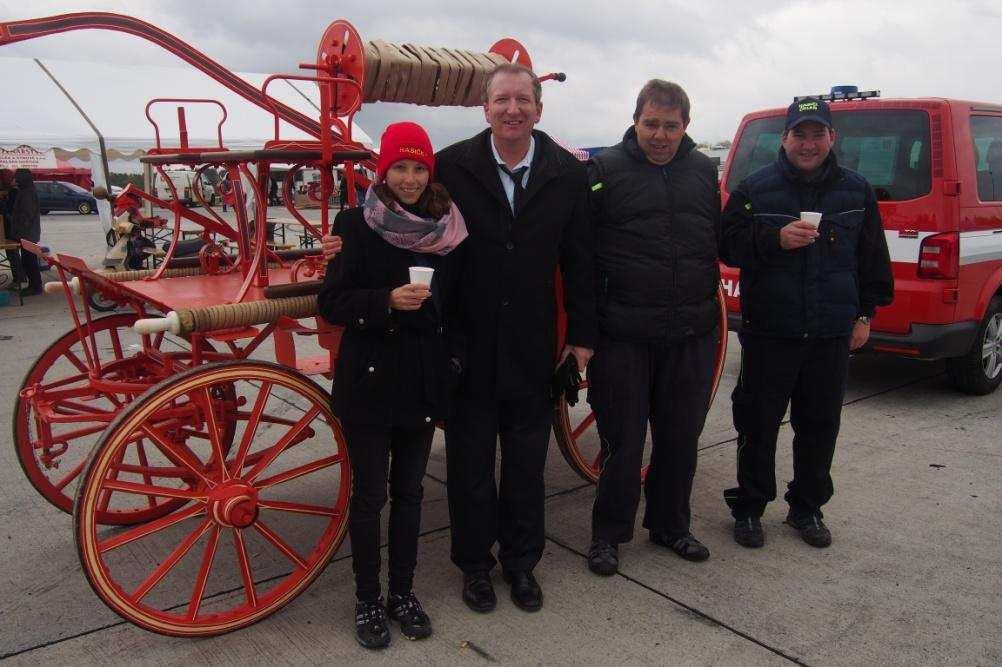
xmin=3 ymin=11 xmax=712 ymax=638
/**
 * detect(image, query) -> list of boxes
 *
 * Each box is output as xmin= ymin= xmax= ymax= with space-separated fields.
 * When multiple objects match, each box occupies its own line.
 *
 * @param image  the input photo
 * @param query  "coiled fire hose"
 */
xmin=133 ymin=295 xmax=318 ymax=336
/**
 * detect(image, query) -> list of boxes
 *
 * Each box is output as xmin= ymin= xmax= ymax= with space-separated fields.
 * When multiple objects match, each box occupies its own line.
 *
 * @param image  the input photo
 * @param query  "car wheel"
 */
xmin=947 ymin=295 xmax=1002 ymax=395
xmin=78 ymin=201 xmax=93 ymax=215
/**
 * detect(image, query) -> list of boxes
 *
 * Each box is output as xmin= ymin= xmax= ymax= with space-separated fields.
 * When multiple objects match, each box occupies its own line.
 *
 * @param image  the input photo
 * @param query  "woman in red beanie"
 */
xmin=318 ymin=121 xmax=468 ymax=649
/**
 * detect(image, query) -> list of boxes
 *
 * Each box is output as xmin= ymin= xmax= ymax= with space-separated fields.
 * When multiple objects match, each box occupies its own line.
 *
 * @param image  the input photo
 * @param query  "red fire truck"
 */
xmin=720 ymin=89 xmax=1002 ymax=395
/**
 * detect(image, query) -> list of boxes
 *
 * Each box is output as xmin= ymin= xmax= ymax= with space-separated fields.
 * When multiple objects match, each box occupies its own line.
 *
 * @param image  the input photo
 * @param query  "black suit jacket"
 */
xmin=435 ymin=129 xmax=597 ymax=400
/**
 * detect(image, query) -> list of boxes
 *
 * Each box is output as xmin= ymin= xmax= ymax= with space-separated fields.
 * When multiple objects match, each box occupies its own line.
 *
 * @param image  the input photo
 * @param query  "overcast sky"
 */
xmin=2 ymin=0 xmax=1001 ymax=150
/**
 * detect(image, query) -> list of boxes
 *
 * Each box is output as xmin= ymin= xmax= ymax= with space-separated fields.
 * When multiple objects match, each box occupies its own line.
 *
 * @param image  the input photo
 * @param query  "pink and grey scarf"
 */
xmin=362 ymin=186 xmax=468 ymax=255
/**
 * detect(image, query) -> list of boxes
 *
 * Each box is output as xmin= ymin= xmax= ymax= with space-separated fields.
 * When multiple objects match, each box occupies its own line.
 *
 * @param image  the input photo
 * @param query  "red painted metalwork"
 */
xmin=3 ymin=11 xmax=729 ymax=637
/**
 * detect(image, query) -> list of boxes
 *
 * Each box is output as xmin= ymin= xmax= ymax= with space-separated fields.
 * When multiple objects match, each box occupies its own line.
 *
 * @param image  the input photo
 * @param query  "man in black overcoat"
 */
xmin=435 ymin=63 xmax=597 ymax=613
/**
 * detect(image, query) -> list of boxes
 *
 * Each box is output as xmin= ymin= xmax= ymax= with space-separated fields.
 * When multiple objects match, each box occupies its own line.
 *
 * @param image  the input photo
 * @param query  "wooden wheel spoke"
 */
xmin=152 ymin=331 xmax=165 ymax=349
xmin=571 ymin=412 xmax=597 ymax=440
xmin=51 ymin=399 xmax=116 ymax=416
xmin=232 ymin=529 xmax=257 ymax=608
xmin=54 ymin=458 xmax=87 ymax=491
xmin=109 ymin=326 xmax=124 ymax=360
xmin=98 ymin=447 xmax=128 ymax=514
xmin=131 ymin=519 xmax=212 ymax=602
xmin=135 ymin=441 xmax=157 ymax=509
xmin=100 ymin=478 xmax=203 ymax=500
xmin=229 ymin=381 xmax=272 ymax=476
xmin=258 ymin=500 xmax=341 ymax=517
xmin=194 ymin=387 xmax=228 ymax=480
xmin=255 ymin=455 xmax=342 ymax=488
xmin=40 ymin=371 xmax=90 ymax=392
xmin=253 ymin=520 xmax=308 ymax=570
xmin=62 ymin=349 xmax=89 ymax=373
xmin=44 ymin=422 xmax=108 ymax=442
xmin=98 ymin=504 xmax=205 ymax=553
xmin=244 ymin=406 xmax=320 ymax=483
xmin=187 ymin=526 xmax=221 ymax=620
xmin=142 ymin=423 xmax=214 ymax=487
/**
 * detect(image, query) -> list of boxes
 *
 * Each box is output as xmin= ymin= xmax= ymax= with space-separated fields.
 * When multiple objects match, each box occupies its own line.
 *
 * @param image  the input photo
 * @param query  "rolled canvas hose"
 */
xmin=133 ymin=295 xmax=318 ymax=336
xmin=363 ymin=41 xmax=510 ymax=106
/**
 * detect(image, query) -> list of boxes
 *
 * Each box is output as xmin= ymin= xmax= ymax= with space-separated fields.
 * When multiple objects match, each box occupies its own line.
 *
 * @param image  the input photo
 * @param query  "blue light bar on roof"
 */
xmin=793 ymin=90 xmax=881 ymax=103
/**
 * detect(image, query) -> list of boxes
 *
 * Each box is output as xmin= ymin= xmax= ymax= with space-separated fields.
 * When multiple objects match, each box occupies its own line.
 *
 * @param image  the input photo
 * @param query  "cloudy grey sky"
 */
xmin=2 ymin=0 xmax=1001 ymax=150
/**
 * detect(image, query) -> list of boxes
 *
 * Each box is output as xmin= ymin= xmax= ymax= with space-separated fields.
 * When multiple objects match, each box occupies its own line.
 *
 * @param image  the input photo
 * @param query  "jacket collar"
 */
xmin=455 ymin=128 xmax=562 ymax=214
xmin=620 ymin=126 xmax=697 ymax=166
xmin=778 ymin=147 xmax=841 ymax=185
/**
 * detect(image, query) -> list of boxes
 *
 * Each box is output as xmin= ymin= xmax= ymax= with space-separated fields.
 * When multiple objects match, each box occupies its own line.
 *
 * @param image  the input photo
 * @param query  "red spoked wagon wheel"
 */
xmin=13 ymin=313 xmax=235 ymax=524
xmin=74 ymin=360 xmax=351 ymax=637
xmin=553 ymin=285 xmax=730 ymax=484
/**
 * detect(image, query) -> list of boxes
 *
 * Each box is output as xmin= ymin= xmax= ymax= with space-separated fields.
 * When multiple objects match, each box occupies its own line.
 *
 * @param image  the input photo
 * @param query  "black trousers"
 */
xmin=724 ymin=333 xmax=850 ymax=521
xmin=588 ymin=332 xmax=717 ymax=544
xmin=6 ymin=244 xmax=40 ymax=291
xmin=445 ymin=393 xmax=552 ymax=574
xmin=343 ymin=421 xmax=434 ymax=602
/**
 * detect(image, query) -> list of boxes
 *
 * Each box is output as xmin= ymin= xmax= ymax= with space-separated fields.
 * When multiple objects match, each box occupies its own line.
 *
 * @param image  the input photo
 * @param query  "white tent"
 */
xmin=0 ymin=56 xmax=374 ymax=160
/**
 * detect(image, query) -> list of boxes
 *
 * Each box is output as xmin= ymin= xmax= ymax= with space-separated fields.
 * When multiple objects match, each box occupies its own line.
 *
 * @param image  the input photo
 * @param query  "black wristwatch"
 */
xmin=855 ymin=315 xmax=871 ymax=325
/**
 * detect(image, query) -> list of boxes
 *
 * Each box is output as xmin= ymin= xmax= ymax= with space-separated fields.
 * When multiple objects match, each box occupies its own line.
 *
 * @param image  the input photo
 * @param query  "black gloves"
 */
xmin=550 ymin=354 xmax=582 ymax=406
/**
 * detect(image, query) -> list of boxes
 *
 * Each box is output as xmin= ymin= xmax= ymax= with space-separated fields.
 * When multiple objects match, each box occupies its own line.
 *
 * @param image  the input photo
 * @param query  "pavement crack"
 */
xmin=543 ymin=532 xmax=810 ymax=667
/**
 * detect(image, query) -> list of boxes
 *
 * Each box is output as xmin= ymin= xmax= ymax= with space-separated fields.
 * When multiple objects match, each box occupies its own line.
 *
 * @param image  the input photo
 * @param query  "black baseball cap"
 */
xmin=785 ymin=98 xmax=832 ymax=131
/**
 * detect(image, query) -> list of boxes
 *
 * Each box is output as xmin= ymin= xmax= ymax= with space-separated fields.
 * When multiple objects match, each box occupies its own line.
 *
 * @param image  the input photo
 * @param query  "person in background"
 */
xmin=318 ymin=121 xmax=468 ymax=649
xmin=5 ymin=169 xmax=43 ymax=296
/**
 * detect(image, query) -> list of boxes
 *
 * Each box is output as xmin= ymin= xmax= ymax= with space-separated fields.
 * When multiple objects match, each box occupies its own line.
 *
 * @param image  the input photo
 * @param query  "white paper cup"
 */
xmin=409 ymin=266 xmax=434 ymax=286
xmin=800 ymin=211 xmax=822 ymax=228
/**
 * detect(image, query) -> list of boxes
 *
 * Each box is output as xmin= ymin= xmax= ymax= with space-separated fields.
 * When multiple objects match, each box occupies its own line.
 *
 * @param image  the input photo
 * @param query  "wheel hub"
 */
xmin=207 ymin=481 xmax=259 ymax=528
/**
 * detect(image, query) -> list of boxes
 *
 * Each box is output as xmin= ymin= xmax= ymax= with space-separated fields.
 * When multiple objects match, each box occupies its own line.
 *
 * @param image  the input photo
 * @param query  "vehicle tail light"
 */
xmin=917 ymin=232 xmax=959 ymax=279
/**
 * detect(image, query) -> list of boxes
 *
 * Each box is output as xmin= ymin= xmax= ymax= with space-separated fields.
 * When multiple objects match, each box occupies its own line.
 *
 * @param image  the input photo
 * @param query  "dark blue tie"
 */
xmin=499 ymin=164 xmax=528 ymax=215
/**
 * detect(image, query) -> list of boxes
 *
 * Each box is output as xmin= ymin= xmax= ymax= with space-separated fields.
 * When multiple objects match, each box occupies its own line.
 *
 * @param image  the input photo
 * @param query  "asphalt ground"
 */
xmin=0 ymin=211 xmax=999 ymax=665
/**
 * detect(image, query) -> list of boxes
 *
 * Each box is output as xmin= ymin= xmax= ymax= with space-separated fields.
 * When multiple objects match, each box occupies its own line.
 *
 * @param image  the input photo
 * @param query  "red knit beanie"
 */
xmin=376 ymin=121 xmax=435 ymax=182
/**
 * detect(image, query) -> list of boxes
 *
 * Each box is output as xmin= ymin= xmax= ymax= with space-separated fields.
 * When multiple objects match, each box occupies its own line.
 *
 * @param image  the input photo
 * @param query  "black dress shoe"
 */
xmin=502 ymin=570 xmax=543 ymax=612
xmin=587 ymin=539 xmax=619 ymax=576
xmin=462 ymin=571 xmax=497 ymax=613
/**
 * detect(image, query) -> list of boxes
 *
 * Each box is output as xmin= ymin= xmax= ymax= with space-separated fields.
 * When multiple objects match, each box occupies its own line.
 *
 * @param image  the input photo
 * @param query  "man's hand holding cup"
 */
xmin=780 ymin=211 xmax=822 ymax=250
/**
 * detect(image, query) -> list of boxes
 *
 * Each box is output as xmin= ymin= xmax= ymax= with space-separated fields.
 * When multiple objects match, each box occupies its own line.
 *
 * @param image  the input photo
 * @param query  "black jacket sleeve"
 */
xmin=317 ymin=209 xmax=393 ymax=330
xmin=719 ymin=183 xmax=782 ymax=268
xmin=560 ymin=164 xmax=598 ymax=349
xmin=856 ymin=184 xmax=894 ymax=317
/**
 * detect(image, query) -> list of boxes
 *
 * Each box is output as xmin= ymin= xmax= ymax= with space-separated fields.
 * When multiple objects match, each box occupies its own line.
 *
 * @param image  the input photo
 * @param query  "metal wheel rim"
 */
xmin=982 ymin=313 xmax=1002 ymax=381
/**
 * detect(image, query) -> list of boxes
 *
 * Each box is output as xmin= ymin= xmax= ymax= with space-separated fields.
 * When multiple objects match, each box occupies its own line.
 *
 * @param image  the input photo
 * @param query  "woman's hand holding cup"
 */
xmin=390 ymin=283 xmax=431 ymax=310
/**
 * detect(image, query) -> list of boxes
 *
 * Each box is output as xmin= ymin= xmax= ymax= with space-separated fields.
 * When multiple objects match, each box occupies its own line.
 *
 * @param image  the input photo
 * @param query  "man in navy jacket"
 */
xmin=719 ymin=98 xmax=893 ymax=549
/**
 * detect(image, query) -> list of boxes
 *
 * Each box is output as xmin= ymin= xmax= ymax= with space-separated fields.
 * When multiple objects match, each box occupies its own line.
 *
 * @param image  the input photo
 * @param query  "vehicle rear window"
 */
xmin=970 ymin=115 xmax=1002 ymax=201
xmin=726 ymin=109 xmax=932 ymax=201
